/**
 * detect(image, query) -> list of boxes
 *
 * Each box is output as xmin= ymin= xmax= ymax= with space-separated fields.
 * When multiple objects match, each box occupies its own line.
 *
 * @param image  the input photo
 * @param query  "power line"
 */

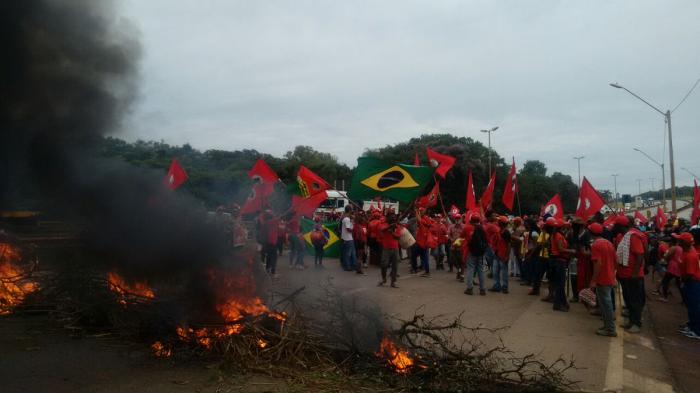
xmin=672 ymin=77 xmax=700 ymax=113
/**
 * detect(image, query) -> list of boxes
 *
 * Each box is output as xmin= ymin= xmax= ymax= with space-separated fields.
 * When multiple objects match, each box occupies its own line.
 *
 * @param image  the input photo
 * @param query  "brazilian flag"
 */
xmin=300 ymin=218 xmax=341 ymax=258
xmin=347 ymin=157 xmax=435 ymax=203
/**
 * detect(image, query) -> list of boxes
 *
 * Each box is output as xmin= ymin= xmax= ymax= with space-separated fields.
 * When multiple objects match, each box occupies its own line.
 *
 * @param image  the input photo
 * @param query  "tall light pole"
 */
xmin=480 ymin=126 xmax=499 ymax=175
xmin=610 ymin=82 xmax=678 ymax=214
xmin=633 ymin=147 xmax=666 ymax=209
xmin=573 ymin=156 xmax=585 ymax=188
xmin=612 ymin=174 xmax=619 ymax=211
xmin=681 ymin=167 xmax=699 ymax=180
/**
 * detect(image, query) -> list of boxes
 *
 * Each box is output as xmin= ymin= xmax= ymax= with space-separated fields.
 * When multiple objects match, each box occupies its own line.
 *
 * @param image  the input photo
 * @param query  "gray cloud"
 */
xmin=119 ymin=0 xmax=700 ymax=195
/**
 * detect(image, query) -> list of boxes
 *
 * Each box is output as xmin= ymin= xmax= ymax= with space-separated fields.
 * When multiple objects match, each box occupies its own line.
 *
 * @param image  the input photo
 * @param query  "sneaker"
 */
xmin=479 ymin=289 xmax=486 ymax=296
xmin=419 ymin=272 xmax=430 ymax=278
xmin=596 ymin=328 xmax=618 ymax=337
xmin=678 ymin=326 xmax=691 ymax=334
xmin=409 ymin=270 xmax=418 ymax=275
xmin=390 ymin=282 xmax=398 ymax=288
xmin=681 ymin=330 xmax=700 ymax=339
xmin=626 ymin=325 xmax=641 ymax=334
xmin=488 ymin=286 xmax=501 ymax=292
xmin=502 ymin=288 xmax=509 ymax=294
xmin=377 ymin=281 xmax=386 ymax=287
xmin=553 ymin=305 xmax=569 ymax=312
xmin=464 ymin=288 xmax=474 ymax=295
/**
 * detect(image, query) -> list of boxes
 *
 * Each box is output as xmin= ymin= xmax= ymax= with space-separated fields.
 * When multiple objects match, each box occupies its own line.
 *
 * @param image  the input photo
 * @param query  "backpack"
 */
xmin=469 ymin=226 xmax=488 ymax=257
xmin=310 ymin=230 xmax=327 ymax=247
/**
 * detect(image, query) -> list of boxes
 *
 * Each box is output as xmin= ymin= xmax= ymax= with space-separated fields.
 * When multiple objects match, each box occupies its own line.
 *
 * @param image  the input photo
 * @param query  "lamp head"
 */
xmin=610 ymin=82 xmax=622 ymax=89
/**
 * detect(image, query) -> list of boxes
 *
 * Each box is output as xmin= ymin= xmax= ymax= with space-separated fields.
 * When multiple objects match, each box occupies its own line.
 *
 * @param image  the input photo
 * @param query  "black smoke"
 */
xmin=0 ymin=1 xmax=230 ymax=292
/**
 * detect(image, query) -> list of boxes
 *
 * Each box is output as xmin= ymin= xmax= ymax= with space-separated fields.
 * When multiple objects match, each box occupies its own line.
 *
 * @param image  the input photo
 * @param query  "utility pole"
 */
xmin=573 ymin=156 xmax=585 ymax=188
xmin=666 ymin=111 xmax=677 ymax=213
xmin=612 ymin=174 xmax=619 ymax=211
xmin=480 ymin=126 xmax=499 ymax=175
xmin=636 ymin=179 xmax=642 ymax=196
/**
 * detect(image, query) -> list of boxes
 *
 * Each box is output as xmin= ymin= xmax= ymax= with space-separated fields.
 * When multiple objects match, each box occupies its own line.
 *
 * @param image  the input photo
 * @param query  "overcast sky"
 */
xmin=119 ymin=0 xmax=700 ymax=195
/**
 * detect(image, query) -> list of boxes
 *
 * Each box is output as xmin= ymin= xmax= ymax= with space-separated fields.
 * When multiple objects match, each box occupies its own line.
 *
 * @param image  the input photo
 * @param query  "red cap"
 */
xmin=614 ymin=216 xmax=630 ymax=227
xmin=588 ymin=223 xmax=604 ymax=235
xmin=672 ymin=232 xmax=694 ymax=244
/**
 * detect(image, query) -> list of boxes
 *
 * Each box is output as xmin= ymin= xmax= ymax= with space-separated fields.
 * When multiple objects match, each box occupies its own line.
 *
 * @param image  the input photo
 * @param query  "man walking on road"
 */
xmin=589 ymin=223 xmax=618 ymax=337
xmin=464 ymin=214 xmax=488 ymax=296
xmin=614 ymin=216 xmax=646 ymax=334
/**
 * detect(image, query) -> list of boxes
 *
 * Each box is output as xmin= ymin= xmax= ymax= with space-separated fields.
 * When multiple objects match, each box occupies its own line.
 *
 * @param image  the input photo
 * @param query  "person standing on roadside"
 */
xmin=341 ymin=205 xmax=362 ymax=274
xmin=614 ymin=216 xmax=647 ymax=334
xmin=490 ymin=216 xmax=512 ymax=294
xmin=378 ymin=212 xmax=403 ymax=288
xmin=589 ymin=223 xmax=618 ymax=337
xmin=550 ymin=219 xmax=576 ymax=311
xmin=463 ymin=214 xmax=489 ymax=296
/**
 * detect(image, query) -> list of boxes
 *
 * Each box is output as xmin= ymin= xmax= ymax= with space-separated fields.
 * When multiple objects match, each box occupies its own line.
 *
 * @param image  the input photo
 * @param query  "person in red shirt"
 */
xmin=549 ymin=219 xmax=575 ymax=311
xmin=415 ymin=209 xmax=434 ymax=277
xmin=367 ymin=211 xmax=383 ymax=266
xmin=614 ymin=215 xmax=647 ymax=333
xmin=378 ymin=212 xmax=403 ymax=288
xmin=483 ymin=212 xmax=500 ymax=277
xmin=589 ymin=223 xmax=617 ymax=337
xmin=353 ymin=211 xmax=368 ymax=270
xmin=463 ymin=213 xmax=488 ymax=296
xmin=675 ymin=232 xmax=700 ymax=339
xmin=431 ymin=215 xmax=449 ymax=270
xmin=489 ymin=216 xmax=512 ymax=294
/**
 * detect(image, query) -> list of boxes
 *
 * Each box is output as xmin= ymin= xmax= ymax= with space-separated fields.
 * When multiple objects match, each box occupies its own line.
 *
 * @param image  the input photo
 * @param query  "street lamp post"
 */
xmin=480 ymin=126 xmax=499 ymax=175
xmin=573 ymin=156 xmax=585 ymax=188
xmin=612 ymin=174 xmax=619 ymax=211
xmin=610 ymin=83 xmax=678 ymax=214
xmin=681 ymin=167 xmax=699 ymax=180
xmin=633 ymin=147 xmax=666 ymax=209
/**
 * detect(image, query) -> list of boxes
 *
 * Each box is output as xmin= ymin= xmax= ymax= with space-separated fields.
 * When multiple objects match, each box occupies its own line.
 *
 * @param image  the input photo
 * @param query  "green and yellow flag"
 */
xmin=347 ymin=157 xmax=434 ymax=203
xmin=300 ymin=218 xmax=341 ymax=258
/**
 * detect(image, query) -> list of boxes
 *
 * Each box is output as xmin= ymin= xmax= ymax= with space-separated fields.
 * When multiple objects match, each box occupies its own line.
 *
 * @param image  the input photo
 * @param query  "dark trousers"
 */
xmin=314 ymin=245 xmax=324 ymax=266
xmin=661 ymin=273 xmax=682 ymax=299
xmin=264 ymin=243 xmax=278 ymax=274
xmin=531 ymin=257 xmax=548 ymax=291
xmin=620 ymin=277 xmax=644 ymax=327
xmin=381 ymin=248 xmax=399 ymax=283
xmin=551 ymin=259 xmax=568 ymax=308
xmin=410 ymin=244 xmax=429 ymax=272
xmin=684 ymin=279 xmax=700 ymax=334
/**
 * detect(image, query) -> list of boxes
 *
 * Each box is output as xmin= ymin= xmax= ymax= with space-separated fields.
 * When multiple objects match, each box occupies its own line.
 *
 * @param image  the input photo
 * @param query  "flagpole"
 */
xmin=515 ymin=184 xmax=522 ymax=217
xmin=434 ymin=175 xmax=450 ymax=220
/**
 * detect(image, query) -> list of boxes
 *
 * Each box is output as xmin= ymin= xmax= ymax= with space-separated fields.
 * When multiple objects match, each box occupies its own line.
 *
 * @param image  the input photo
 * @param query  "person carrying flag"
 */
xmin=413 ymin=208 xmax=434 ymax=277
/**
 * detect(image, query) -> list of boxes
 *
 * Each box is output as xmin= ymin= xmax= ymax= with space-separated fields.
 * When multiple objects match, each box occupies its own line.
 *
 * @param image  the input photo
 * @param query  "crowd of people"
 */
xmin=252 ymin=203 xmax=700 ymax=340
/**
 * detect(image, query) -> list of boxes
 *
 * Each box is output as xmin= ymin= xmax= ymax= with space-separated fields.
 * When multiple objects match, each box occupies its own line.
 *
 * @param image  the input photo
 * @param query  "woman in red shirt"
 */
xmin=550 ymin=219 xmax=576 ymax=312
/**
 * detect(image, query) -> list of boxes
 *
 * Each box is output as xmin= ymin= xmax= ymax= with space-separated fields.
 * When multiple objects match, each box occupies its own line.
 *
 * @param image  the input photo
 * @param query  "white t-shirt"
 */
xmin=341 ymin=216 xmax=354 ymax=241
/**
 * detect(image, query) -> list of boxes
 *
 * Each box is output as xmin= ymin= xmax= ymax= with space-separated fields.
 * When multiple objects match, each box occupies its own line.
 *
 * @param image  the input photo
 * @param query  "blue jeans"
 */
xmin=466 ymin=254 xmax=485 ymax=290
xmin=419 ymin=246 xmax=430 ymax=273
xmin=684 ymin=279 xmax=700 ymax=335
xmin=484 ymin=247 xmax=495 ymax=271
xmin=492 ymin=256 xmax=509 ymax=290
xmin=596 ymin=285 xmax=616 ymax=332
xmin=342 ymin=240 xmax=356 ymax=271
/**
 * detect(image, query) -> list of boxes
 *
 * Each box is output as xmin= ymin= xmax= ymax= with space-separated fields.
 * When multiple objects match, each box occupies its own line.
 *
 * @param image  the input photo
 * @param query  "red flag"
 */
xmin=502 ymin=158 xmax=517 ymax=211
xmin=413 ymin=152 xmax=420 ymax=166
xmin=575 ymin=177 xmax=606 ymax=221
xmin=603 ymin=213 xmax=619 ymax=228
xmin=164 ymin=158 xmax=188 ymax=190
xmin=479 ymin=172 xmax=496 ymax=211
xmin=541 ymin=194 xmax=564 ymax=219
xmin=426 ymin=147 xmax=456 ymax=178
xmin=418 ymin=181 xmax=440 ymax=208
xmin=692 ymin=179 xmax=700 ymax=226
xmin=655 ymin=206 xmax=668 ymax=229
xmin=241 ymin=159 xmax=279 ymax=215
xmin=634 ymin=211 xmax=648 ymax=225
xmin=465 ymin=170 xmax=477 ymax=211
xmin=297 ymin=165 xmax=331 ymax=197
xmin=291 ymin=190 xmax=328 ymax=219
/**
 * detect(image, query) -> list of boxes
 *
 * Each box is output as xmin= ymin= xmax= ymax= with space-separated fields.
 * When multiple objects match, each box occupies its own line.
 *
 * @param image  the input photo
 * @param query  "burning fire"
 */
xmin=377 ymin=336 xmax=414 ymax=374
xmin=257 ymin=338 xmax=268 ymax=348
xmin=0 ymin=243 xmax=38 ymax=315
xmin=151 ymin=341 xmax=172 ymax=358
xmin=107 ymin=272 xmax=155 ymax=305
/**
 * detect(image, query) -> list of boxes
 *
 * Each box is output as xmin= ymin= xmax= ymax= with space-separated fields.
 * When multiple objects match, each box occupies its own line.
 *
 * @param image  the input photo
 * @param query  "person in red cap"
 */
xmin=414 ymin=208 xmax=434 ymax=277
xmin=676 ymin=232 xmax=700 ymax=338
xmin=589 ymin=223 xmax=618 ymax=336
xmin=549 ymin=219 xmax=576 ymax=311
xmin=613 ymin=215 xmax=647 ymax=333
xmin=377 ymin=212 xmax=403 ymax=288
xmin=489 ymin=216 xmax=512 ymax=293
xmin=463 ymin=213 xmax=488 ymax=296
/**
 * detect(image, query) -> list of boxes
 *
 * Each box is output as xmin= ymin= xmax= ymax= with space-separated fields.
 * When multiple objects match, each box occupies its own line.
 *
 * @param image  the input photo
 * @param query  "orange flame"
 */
xmin=377 ymin=336 xmax=414 ymax=374
xmin=0 ymin=243 xmax=38 ymax=315
xmin=107 ymin=272 xmax=155 ymax=305
xmin=257 ymin=338 xmax=268 ymax=348
xmin=151 ymin=341 xmax=172 ymax=358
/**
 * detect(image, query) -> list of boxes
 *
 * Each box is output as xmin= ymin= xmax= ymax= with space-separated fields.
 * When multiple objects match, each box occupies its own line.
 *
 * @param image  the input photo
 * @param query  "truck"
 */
xmin=314 ymin=190 xmax=399 ymax=217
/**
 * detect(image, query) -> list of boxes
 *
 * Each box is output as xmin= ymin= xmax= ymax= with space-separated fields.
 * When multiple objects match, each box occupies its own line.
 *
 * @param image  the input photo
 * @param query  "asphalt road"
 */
xmin=274 ymin=254 xmax=686 ymax=392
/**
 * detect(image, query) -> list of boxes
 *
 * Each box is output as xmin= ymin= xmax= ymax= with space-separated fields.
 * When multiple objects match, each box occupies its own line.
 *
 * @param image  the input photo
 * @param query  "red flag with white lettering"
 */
xmin=575 ymin=177 xmax=606 ymax=221
xmin=164 ymin=158 xmax=188 ymax=190
xmin=541 ymin=194 xmax=564 ymax=219
xmin=426 ymin=147 xmax=456 ymax=178
xmin=502 ymin=158 xmax=517 ymax=211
